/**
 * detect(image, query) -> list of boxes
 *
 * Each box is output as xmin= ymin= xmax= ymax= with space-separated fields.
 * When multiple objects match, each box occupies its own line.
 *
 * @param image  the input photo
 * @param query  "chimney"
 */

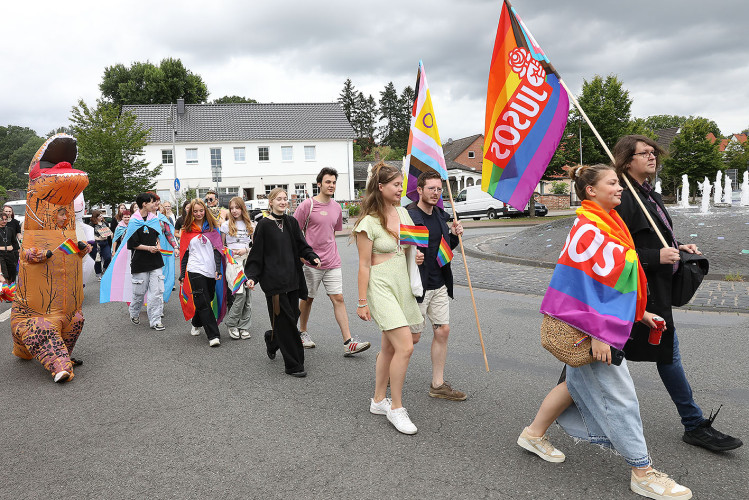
xmin=447 ymin=138 xmax=453 ymax=144
xmin=177 ymin=98 xmax=185 ymax=115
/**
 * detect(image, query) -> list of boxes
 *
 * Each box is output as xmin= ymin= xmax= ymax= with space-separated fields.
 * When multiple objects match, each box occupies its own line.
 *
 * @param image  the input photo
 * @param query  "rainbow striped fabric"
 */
xmin=539 ymin=201 xmax=647 ymax=350
xmin=482 ymin=1 xmax=570 ymax=211
xmin=231 ymin=269 xmax=248 ymax=294
xmin=0 ymin=282 xmax=16 ymax=302
xmin=399 ymin=224 xmax=428 ymax=247
xmin=57 ymin=238 xmax=79 ymax=255
xmin=436 ymin=236 xmax=454 ymax=267
xmin=402 ymin=61 xmax=447 ymax=206
xmin=159 ymin=248 xmax=173 ymax=256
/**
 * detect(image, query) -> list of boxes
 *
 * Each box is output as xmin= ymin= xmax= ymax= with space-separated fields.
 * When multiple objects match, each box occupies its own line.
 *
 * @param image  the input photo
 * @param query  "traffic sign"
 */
xmin=174 ymin=178 xmax=180 ymax=191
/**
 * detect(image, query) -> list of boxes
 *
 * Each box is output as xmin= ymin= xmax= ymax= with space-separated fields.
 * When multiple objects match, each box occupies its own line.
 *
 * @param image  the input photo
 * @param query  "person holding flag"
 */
xmin=220 ymin=196 xmax=254 ymax=340
xmin=519 ymin=164 xmax=692 ymax=500
xmin=405 ymin=171 xmax=465 ymax=401
xmin=178 ymin=198 xmax=227 ymax=347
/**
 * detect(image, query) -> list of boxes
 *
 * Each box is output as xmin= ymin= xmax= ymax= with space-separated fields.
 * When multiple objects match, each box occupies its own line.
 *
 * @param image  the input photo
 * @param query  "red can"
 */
xmin=649 ymin=315 xmax=666 ymax=345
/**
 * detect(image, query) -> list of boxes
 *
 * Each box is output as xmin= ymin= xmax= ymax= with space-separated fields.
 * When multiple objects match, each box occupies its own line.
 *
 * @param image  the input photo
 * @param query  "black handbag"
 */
xmin=671 ymin=251 xmax=709 ymax=306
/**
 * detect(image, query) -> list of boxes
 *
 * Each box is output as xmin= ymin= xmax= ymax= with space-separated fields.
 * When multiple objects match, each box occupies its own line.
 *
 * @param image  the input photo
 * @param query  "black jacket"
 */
xmin=615 ymin=182 xmax=678 ymax=363
xmin=406 ymin=202 xmax=459 ymax=302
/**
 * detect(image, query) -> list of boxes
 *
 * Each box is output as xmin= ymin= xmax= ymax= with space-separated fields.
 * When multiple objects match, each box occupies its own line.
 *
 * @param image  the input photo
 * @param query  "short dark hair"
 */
xmin=316 ymin=167 xmax=338 ymax=185
xmin=135 ymin=192 xmax=153 ymax=208
xmin=417 ymin=170 xmax=442 ymax=189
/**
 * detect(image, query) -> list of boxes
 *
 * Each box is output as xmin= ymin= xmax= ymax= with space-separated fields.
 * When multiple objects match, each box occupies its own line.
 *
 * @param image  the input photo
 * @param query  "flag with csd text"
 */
xmin=403 ymin=61 xmax=447 ymax=206
xmin=482 ymin=1 xmax=569 ymax=211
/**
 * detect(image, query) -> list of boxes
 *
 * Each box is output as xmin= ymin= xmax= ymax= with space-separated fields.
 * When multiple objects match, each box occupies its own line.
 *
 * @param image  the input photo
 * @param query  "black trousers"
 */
xmin=0 ymin=250 xmax=18 ymax=283
xmin=188 ymin=272 xmax=221 ymax=340
xmin=265 ymin=290 xmax=304 ymax=373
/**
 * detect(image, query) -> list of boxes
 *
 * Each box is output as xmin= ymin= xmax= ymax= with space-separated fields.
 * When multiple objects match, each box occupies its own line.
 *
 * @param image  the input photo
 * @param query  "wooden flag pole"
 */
xmin=558 ymin=78 xmax=670 ymax=249
xmin=444 ymin=179 xmax=490 ymax=372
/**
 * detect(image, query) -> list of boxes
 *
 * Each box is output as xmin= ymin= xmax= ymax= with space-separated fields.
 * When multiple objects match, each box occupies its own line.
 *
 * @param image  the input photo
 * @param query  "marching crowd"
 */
xmin=6 ymin=135 xmax=743 ymax=499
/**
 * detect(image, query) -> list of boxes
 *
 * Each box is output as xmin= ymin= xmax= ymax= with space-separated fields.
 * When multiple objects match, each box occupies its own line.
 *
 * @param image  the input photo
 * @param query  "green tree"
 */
xmin=0 ymin=125 xmax=43 ymax=186
xmin=70 ymin=99 xmax=161 ymax=211
xmin=391 ymin=86 xmax=415 ymax=151
xmin=210 ymin=95 xmax=257 ymax=104
xmin=46 ymin=125 xmax=73 ymax=137
xmin=100 ymin=58 xmax=209 ymax=106
xmin=570 ymin=75 xmax=634 ymax=165
xmin=5 ymin=136 xmax=45 ymax=188
xmin=378 ymin=82 xmax=400 ymax=147
xmin=625 ymin=118 xmax=658 ymax=138
xmin=338 ymin=79 xmax=358 ymax=125
xmin=641 ymin=114 xmax=688 ymax=131
xmin=662 ymin=117 xmax=723 ymax=196
xmin=723 ymin=138 xmax=749 ymax=172
xmin=352 ymin=92 xmax=377 ymax=154
xmin=0 ymin=165 xmax=17 ymax=197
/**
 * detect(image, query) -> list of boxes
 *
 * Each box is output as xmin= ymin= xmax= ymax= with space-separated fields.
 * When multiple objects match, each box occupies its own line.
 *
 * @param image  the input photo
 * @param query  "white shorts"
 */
xmin=410 ymin=285 xmax=450 ymax=333
xmin=303 ymin=266 xmax=343 ymax=299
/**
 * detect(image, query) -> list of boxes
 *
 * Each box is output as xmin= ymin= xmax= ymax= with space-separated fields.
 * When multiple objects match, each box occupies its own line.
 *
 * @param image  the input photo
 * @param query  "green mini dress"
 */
xmin=354 ymin=207 xmax=423 ymax=332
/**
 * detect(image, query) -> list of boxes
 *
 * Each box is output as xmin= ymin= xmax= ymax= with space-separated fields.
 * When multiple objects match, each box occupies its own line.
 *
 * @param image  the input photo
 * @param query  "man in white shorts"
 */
xmin=406 ymin=170 xmax=466 ymax=400
xmin=294 ymin=167 xmax=371 ymax=356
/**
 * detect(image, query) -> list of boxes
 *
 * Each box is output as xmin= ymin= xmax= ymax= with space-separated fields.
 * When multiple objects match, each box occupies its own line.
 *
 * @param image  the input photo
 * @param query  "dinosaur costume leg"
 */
xmin=61 ymin=310 xmax=84 ymax=355
xmin=11 ymin=313 xmax=73 ymax=379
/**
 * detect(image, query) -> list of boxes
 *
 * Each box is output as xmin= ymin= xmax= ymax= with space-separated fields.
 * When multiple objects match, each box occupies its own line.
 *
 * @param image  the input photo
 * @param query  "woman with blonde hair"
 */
xmin=354 ymin=162 xmax=424 ymax=435
xmin=221 ymin=197 xmax=255 ymax=339
xmin=245 ymin=188 xmax=320 ymax=377
xmin=178 ymin=198 xmax=227 ymax=347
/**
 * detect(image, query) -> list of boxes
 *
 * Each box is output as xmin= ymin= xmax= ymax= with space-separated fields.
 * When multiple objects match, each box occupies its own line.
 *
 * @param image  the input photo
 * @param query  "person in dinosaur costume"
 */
xmin=11 ymin=134 xmax=91 ymax=383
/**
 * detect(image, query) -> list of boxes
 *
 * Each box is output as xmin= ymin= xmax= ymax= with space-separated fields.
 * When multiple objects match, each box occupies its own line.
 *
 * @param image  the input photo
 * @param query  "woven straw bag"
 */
xmin=540 ymin=315 xmax=594 ymax=367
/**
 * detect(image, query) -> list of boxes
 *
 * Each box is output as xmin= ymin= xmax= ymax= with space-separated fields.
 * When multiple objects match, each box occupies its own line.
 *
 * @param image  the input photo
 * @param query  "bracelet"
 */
xmin=358 ymin=298 xmax=367 ymax=302
xmin=357 ymin=303 xmax=368 ymax=308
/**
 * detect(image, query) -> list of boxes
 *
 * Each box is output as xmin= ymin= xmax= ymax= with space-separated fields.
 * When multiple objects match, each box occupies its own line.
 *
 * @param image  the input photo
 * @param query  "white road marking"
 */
xmin=0 ymin=309 xmax=11 ymax=322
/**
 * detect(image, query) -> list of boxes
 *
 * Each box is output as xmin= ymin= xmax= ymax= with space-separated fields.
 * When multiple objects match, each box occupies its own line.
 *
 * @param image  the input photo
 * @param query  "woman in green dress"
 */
xmin=354 ymin=162 xmax=424 ymax=435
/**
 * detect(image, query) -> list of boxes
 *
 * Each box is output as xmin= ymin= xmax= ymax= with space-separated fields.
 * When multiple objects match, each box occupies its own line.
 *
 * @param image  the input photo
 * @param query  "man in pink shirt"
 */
xmin=294 ymin=168 xmax=371 ymax=356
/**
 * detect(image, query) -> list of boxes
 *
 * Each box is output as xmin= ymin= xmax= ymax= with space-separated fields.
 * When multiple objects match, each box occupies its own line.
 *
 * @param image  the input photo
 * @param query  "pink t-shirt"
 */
xmin=294 ymin=197 xmax=343 ymax=269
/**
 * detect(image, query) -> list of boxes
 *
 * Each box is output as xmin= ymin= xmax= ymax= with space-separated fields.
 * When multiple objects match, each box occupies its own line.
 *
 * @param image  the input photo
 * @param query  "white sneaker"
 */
xmin=190 ymin=326 xmax=201 ymax=336
xmin=517 ymin=426 xmax=566 ymax=463
xmin=240 ymin=329 xmax=251 ymax=339
xmin=630 ymin=469 xmax=692 ymax=499
xmin=386 ymin=407 xmax=417 ymax=435
xmin=228 ymin=327 xmax=240 ymax=339
xmin=300 ymin=331 xmax=316 ymax=348
xmin=370 ymin=397 xmax=392 ymax=415
xmin=54 ymin=371 xmax=71 ymax=383
xmin=208 ymin=338 xmax=221 ymax=347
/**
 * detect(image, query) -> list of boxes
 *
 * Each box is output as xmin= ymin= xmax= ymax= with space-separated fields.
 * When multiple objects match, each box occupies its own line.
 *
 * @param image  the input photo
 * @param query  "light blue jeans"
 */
xmin=557 ymin=359 xmax=651 ymax=467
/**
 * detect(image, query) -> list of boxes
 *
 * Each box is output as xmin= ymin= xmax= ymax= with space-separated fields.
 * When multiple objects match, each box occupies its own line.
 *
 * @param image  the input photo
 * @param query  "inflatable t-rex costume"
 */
xmin=11 ymin=134 xmax=90 ymax=383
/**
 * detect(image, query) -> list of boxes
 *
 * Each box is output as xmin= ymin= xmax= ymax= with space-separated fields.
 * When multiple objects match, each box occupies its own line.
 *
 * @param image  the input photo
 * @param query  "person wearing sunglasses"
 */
xmin=204 ymin=190 xmax=228 ymax=223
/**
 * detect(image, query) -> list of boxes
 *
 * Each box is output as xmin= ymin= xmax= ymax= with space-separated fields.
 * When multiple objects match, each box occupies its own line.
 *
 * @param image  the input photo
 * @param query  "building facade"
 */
xmin=124 ymin=102 xmax=356 ymax=204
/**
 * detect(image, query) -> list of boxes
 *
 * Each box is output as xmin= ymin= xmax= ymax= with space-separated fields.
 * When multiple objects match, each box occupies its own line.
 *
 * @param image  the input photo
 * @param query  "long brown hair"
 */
xmin=183 ymin=198 xmax=219 ymax=231
xmin=613 ymin=134 xmax=663 ymax=182
xmin=227 ymin=196 xmax=253 ymax=236
xmin=355 ymin=161 xmax=402 ymax=240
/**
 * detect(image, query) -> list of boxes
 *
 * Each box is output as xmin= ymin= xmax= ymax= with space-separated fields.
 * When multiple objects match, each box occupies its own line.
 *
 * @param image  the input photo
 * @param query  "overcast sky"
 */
xmin=2 ymin=0 xmax=748 ymax=141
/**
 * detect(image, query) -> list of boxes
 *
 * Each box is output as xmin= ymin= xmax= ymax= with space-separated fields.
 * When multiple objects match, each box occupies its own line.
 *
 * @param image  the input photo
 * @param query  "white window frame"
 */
xmin=467 ymin=151 xmax=475 ymax=159
xmin=185 ymin=148 xmax=198 ymax=164
xmin=281 ymin=146 xmax=294 ymax=162
xmin=210 ymin=147 xmax=222 ymax=169
xmin=264 ymin=184 xmax=289 ymax=195
xmin=234 ymin=147 xmax=246 ymax=163
xmin=312 ymin=184 xmax=320 ymax=196
xmin=304 ymin=145 xmax=316 ymax=161
xmin=294 ymin=183 xmax=306 ymax=198
xmin=161 ymin=149 xmax=174 ymax=164
xmin=258 ymin=146 xmax=270 ymax=162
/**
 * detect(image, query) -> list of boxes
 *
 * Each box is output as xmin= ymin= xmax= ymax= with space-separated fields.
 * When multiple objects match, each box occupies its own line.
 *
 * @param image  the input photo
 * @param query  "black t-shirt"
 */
xmin=127 ymin=225 xmax=163 ymax=274
xmin=4 ymin=219 xmax=21 ymax=251
xmin=419 ymin=208 xmax=446 ymax=290
xmin=174 ymin=216 xmax=184 ymax=233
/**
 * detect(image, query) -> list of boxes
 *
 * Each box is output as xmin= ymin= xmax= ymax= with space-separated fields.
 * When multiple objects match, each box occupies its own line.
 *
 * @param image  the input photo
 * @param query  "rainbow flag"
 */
xmin=399 ymin=224 xmax=428 ymax=247
xmin=230 ymin=269 xmax=247 ymax=294
xmin=57 ymin=238 xmax=79 ymax=255
xmin=224 ymin=247 xmax=237 ymax=265
xmin=402 ymin=61 xmax=447 ymax=206
xmin=159 ymin=248 xmax=173 ymax=256
xmin=482 ymin=1 xmax=570 ymax=211
xmin=539 ymin=201 xmax=647 ymax=350
xmin=0 ymin=282 xmax=16 ymax=302
xmin=436 ymin=236 xmax=454 ymax=267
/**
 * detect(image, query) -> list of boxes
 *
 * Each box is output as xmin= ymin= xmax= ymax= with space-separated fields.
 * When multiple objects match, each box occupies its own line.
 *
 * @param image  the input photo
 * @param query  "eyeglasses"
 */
xmin=632 ymin=151 xmax=657 ymax=159
xmin=424 ymin=187 xmax=443 ymax=193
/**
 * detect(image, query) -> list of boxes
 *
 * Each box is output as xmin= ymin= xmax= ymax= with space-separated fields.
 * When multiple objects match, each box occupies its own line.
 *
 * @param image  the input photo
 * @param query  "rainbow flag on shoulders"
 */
xmin=482 ymin=1 xmax=570 ymax=211
xmin=399 ymin=224 xmax=428 ymax=247
xmin=436 ymin=236 xmax=454 ymax=267
xmin=539 ymin=201 xmax=647 ymax=350
xmin=57 ymin=238 xmax=79 ymax=255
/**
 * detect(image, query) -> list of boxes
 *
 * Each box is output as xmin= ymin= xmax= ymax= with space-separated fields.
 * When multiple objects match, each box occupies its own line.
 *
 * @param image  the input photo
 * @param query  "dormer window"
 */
xmin=468 ymin=151 xmax=475 ymax=158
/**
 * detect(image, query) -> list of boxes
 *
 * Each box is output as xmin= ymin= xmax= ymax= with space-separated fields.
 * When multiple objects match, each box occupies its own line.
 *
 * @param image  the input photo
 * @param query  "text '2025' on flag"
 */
xmin=482 ymin=0 xmax=570 ymax=212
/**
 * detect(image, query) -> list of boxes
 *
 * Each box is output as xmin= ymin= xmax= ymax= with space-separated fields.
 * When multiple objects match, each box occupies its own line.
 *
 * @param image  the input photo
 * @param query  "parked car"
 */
xmin=505 ymin=200 xmax=548 ymax=217
xmin=444 ymin=186 xmax=507 ymax=220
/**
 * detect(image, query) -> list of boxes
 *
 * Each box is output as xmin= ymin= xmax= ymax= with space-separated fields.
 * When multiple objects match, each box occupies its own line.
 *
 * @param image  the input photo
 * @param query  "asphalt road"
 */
xmin=1 ymin=227 xmax=747 ymax=500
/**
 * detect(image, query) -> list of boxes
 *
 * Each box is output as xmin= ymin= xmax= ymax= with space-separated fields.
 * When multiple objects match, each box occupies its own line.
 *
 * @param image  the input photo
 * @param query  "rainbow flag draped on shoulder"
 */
xmin=540 ymin=201 xmax=647 ymax=350
xmin=403 ymin=61 xmax=447 ymax=206
xmin=482 ymin=1 xmax=569 ymax=211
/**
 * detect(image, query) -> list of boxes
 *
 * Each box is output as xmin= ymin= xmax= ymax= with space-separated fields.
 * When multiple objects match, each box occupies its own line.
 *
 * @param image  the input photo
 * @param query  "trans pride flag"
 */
xmin=539 ymin=201 xmax=647 ymax=350
xmin=403 ymin=61 xmax=447 ymax=206
xmin=482 ymin=1 xmax=569 ymax=211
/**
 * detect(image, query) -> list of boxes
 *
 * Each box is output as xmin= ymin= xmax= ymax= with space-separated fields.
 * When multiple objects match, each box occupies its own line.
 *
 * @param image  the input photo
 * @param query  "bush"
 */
xmin=550 ymin=181 xmax=569 ymax=195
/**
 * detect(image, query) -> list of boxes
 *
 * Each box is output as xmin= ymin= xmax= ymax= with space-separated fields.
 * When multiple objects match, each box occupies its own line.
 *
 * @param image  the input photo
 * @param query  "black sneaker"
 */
xmin=264 ymin=330 xmax=277 ymax=360
xmin=683 ymin=406 xmax=743 ymax=452
xmin=130 ymin=316 xmax=140 ymax=325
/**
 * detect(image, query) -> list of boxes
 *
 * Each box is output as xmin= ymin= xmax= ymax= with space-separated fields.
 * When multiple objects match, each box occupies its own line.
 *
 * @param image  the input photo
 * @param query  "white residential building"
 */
xmin=123 ymin=102 xmax=356 ymax=204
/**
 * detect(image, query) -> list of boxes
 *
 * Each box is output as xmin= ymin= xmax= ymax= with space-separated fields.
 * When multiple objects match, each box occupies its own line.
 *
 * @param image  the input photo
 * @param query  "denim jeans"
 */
xmin=558 ymin=359 xmax=651 ymax=468
xmin=656 ymin=331 xmax=705 ymax=431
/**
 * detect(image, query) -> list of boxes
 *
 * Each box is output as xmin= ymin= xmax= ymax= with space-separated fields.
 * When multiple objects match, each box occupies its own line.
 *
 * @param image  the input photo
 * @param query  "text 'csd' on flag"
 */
xmin=482 ymin=0 xmax=570 ymax=212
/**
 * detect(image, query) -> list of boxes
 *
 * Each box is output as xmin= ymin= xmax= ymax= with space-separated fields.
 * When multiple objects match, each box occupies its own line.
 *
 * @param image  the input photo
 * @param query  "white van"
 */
xmin=445 ymin=185 xmax=506 ymax=220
